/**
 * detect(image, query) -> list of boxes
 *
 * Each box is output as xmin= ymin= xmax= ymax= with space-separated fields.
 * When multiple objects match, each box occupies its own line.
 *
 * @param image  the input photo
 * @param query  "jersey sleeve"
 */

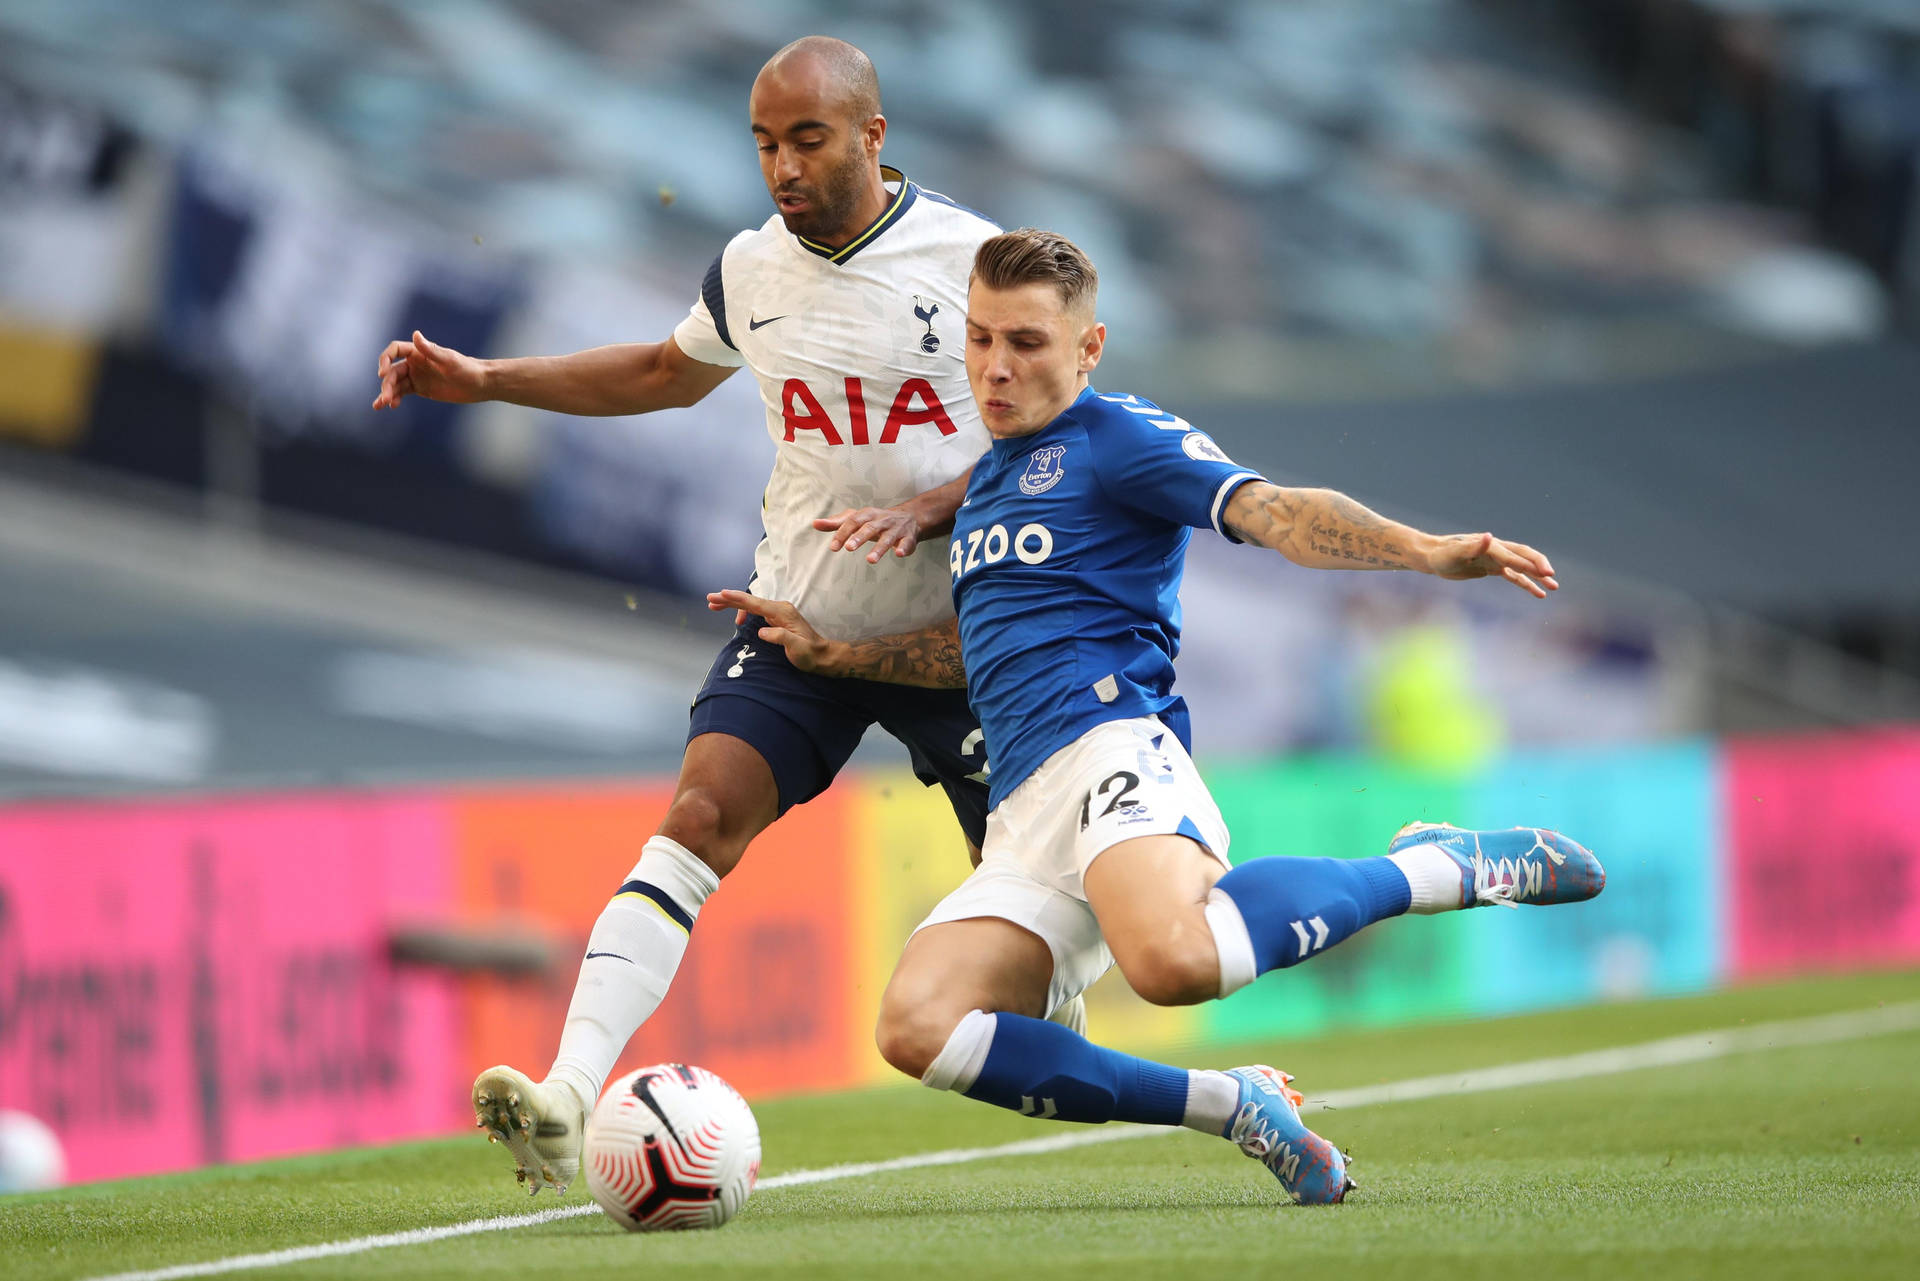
xmin=670 ymin=249 xmax=748 ymax=369
xmin=1085 ymin=393 xmax=1266 ymax=542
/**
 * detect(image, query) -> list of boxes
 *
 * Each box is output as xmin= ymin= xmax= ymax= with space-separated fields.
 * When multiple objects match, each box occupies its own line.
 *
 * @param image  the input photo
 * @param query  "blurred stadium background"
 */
xmin=2 ymin=0 xmax=1918 ymax=1190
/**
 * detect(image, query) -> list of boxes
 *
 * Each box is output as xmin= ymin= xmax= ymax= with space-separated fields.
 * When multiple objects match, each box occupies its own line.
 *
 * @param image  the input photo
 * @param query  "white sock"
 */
xmin=1180 ymin=1070 xmax=1242 ymax=1135
xmin=546 ymin=836 xmax=719 ymax=1107
xmin=1388 ymin=842 xmax=1465 ymax=914
xmin=1203 ymin=889 xmax=1257 ymax=997
xmin=921 ymin=1009 xmax=996 ymax=1093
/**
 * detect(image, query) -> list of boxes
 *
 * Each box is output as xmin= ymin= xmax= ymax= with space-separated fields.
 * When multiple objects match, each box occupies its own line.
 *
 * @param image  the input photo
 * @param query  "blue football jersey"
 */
xmin=950 ymin=385 xmax=1266 ymax=807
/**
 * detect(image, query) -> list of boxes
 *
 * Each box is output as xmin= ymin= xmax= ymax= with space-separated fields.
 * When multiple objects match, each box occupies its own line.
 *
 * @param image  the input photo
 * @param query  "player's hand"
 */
xmin=372 ymin=330 xmax=489 ymax=409
xmin=812 ymin=507 xmax=921 ymax=563
xmin=706 ymin=589 xmax=846 ymax=673
xmin=1428 ymin=532 xmax=1558 ymax=598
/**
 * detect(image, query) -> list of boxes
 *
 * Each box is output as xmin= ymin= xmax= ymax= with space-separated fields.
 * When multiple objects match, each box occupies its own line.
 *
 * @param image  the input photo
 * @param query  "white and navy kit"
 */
xmin=916 ymin=387 xmax=1265 ymax=1014
xmin=672 ymin=168 xmax=1000 ymax=840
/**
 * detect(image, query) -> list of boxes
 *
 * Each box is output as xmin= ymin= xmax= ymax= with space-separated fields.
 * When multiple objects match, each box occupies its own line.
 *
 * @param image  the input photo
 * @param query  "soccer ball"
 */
xmin=584 ymin=1063 xmax=760 ymax=1231
xmin=0 ymin=1111 xmax=66 ymax=1193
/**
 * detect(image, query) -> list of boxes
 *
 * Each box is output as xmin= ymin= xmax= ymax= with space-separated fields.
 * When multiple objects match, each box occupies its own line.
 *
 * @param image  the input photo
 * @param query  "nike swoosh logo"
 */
xmin=748 ymin=314 xmax=787 ymax=330
xmin=631 ymin=1072 xmax=685 ymax=1145
xmin=584 ymin=951 xmax=632 ymax=963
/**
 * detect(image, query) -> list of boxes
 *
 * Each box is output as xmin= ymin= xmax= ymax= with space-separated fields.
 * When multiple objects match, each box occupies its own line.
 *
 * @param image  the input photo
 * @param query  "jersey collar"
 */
xmin=793 ymin=166 xmax=918 ymax=265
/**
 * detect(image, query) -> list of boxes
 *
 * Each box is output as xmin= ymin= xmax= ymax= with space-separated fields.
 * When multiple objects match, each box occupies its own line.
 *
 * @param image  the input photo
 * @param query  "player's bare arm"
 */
xmin=706 ymin=589 xmax=966 ymax=688
xmin=373 ymin=330 xmax=735 ymax=415
xmin=1222 ymin=482 xmax=1558 ymax=598
xmin=813 ymin=468 xmax=976 ymax=563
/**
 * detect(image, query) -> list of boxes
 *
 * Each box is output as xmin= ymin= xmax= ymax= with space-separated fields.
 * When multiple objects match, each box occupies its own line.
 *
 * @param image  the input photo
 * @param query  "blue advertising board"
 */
xmin=1460 ymin=740 xmax=1720 ymax=1014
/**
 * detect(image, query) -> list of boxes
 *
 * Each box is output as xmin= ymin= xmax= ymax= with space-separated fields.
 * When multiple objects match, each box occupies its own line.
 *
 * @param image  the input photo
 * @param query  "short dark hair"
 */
xmin=971 ymin=228 xmax=1098 ymax=315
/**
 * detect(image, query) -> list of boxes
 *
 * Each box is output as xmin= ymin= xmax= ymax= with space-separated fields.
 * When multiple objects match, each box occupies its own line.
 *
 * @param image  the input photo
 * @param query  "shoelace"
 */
xmin=1226 ymin=1102 xmax=1284 ymax=1162
xmin=1470 ymin=854 xmax=1521 ymax=909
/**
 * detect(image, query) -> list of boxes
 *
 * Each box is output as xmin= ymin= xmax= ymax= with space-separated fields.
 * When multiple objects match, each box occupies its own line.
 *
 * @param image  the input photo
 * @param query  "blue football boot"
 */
xmin=1221 ymin=1066 xmax=1352 ymax=1205
xmin=1388 ymin=822 xmax=1605 ymax=909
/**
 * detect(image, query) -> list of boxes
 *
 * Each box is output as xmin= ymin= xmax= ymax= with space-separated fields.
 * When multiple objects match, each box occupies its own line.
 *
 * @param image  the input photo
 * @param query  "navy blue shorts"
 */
xmin=687 ymin=615 xmax=990 ymax=848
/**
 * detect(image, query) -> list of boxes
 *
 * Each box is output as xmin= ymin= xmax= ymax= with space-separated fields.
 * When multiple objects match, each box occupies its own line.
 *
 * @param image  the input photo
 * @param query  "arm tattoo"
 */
xmin=1225 ymin=483 xmax=1423 ymax=571
xmin=833 ymin=617 xmax=967 ymax=689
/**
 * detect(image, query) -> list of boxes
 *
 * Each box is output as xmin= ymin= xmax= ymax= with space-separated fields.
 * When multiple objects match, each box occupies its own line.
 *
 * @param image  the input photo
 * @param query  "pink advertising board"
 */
xmin=0 ymin=794 xmax=461 ymax=1183
xmin=1725 ymin=729 xmax=1920 ymax=978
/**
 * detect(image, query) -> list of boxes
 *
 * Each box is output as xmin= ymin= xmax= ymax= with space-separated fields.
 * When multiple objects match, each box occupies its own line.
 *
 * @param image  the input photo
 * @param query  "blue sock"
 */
xmin=960 ymin=1013 xmax=1188 ymax=1125
xmin=1214 ymin=856 xmax=1412 ymax=973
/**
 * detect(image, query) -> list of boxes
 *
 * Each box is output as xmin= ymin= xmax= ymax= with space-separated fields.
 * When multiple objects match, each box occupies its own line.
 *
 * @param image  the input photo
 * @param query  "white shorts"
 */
xmin=913 ymin=716 xmax=1232 ymax=1018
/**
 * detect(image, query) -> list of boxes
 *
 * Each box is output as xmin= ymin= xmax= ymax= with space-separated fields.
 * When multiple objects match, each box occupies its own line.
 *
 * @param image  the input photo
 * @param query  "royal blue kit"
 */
xmin=949 ymin=386 xmax=1264 ymax=807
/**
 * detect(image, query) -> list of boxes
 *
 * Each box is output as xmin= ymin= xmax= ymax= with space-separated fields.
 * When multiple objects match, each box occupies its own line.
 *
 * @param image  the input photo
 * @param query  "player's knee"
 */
xmin=657 ymin=789 xmax=731 ymax=874
xmin=875 ymin=989 xmax=967 ymax=1081
xmin=874 ymin=1009 xmax=946 ymax=1082
xmin=1115 ymin=936 xmax=1219 ymax=1007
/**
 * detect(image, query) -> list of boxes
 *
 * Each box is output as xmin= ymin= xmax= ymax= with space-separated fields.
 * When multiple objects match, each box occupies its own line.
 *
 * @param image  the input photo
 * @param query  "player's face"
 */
xmin=749 ymin=76 xmax=884 ymax=244
xmin=965 ymin=282 xmax=1105 ymax=439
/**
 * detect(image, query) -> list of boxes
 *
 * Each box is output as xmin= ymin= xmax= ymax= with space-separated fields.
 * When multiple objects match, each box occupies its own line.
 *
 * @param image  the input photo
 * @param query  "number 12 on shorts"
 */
xmin=1079 ymin=770 xmax=1140 ymax=831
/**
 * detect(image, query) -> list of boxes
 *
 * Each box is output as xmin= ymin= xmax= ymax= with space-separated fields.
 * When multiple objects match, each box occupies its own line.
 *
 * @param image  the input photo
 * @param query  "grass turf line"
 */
xmin=7 ymin=969 xmax=1917 ymax=1281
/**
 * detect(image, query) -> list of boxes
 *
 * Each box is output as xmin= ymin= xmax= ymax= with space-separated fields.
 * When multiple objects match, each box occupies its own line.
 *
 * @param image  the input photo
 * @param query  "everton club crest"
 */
xmin=1019 ymin=444 xmax=1068 ymax=495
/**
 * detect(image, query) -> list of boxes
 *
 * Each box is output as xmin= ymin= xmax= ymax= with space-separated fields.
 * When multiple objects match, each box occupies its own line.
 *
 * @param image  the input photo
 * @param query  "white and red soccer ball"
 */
xmin=584 ymin=1063 xmax=760 ymax=1232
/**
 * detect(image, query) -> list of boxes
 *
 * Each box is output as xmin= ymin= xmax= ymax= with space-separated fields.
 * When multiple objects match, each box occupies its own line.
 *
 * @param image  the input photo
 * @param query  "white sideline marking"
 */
xmin=86 ymin=1001 xmax=1920 ymax=1281
xmin=1308 ymin=999 xmax=1920 ymax=1114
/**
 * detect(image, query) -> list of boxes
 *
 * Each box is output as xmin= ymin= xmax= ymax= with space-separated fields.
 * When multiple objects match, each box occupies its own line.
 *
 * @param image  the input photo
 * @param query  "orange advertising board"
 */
xmin=449 ymin=781 xmax=863 ymax=1100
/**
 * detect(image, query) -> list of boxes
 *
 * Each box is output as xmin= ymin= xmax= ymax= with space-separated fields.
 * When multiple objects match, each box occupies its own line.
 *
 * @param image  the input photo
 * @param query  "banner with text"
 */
xmin=1725 ymin=729 xmax=1920 ymax=977
xmin=5 ymin=728 xmax=1916 ymax=1184
xmin=0 ymin=793 xmax=459 ymax=1183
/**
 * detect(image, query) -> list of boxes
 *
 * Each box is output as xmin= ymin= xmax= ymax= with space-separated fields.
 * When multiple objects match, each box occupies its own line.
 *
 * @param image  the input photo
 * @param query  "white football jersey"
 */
xmin=673 ymin=168 xmax=996 ymax=640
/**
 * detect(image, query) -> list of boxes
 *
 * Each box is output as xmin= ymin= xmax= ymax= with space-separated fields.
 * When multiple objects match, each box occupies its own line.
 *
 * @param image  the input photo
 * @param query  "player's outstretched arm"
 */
xmin=373 ymin=331 xmax=735 ymax=416
xmin=706 ymin=589 xmax=967 ymax=688
xmin=1222 ymin=482 xmax=1558 ymax=599
xmin=812 ymin=468 xmax=976 ymax=564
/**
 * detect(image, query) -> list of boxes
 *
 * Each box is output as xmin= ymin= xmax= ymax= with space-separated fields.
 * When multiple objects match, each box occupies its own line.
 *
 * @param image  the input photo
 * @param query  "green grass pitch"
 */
xmin=8 ymin=969 xmax=1917 ymax=1281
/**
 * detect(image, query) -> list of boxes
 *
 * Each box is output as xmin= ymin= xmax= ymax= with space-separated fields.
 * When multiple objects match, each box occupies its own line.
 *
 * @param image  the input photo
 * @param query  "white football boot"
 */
xmin=472 ymin=1065 xmax=588 ymax=1196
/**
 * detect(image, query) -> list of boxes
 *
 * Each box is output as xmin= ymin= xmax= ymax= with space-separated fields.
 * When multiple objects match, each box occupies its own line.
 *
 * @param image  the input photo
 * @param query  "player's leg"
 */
xmin=1079 ymin=832 xmax=1228 ymax=1003
xmin=473 ymin=729 xmax=785 ymax=1194
xmin=912 ymin=716 xmax=1355 ymax=1201
xmin=874 ymin=916 xmax=1053 ymax=1080
xmin=1075 ymin=727 xmax=1603 ymax=1003
xmin=875 ymin=685 xmax=1087 ymax=1036
xmin=876 ymin=861 xmax=1194 ymax=1130
xmin=549 ymin=625 xmax=871 ymax=1088
xmin=1190 ymin=824 xmax=1605 ymax=997
xmin=1085 ymin=829 xmax=1414 ymax=1003
xmin=886 ymin=918 xmax=1205 ymax=1129
xmin=905 ymin=718 xmax=1603 ymax=1205
xmin=474 ymin=621 xmax=868 ymax=1195
xmin=542 ymin=729 xmax=782 ymax=1100
xmin=887 ymin=848 xmax=1349 ymax=1204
